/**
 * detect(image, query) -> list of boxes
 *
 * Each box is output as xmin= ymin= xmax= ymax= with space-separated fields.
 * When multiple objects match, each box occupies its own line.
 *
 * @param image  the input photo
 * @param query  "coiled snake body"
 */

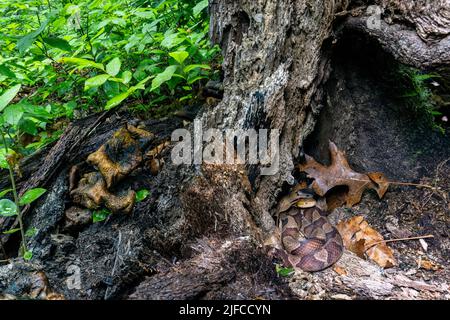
xmin=277 ymin=188 xmax=344 ymax=272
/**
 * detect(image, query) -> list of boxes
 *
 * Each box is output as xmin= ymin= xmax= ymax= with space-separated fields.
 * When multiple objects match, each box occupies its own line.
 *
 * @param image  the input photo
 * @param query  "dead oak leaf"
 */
xmin=337 ymin=215 xmax=364 ymax=246
xmin=337 ymin=215 xmax=397 ymax=269
xmin=298 ymin=141 xmax=389 ymax=207
xmin=368 ymin=172 xmax=390 ymax=199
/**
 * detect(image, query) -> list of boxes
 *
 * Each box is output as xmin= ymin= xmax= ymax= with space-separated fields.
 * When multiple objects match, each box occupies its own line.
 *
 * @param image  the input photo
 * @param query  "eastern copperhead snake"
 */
xmin=276 ymin=186 xmax=344 ymax=272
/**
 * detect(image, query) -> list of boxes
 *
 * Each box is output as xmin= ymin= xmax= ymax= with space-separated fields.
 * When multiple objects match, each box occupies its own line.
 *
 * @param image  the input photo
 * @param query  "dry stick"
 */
xmin=104 ymin=230 xmax=122 ymax=300
xmin=0 ymin=238 xmax=7 ymax=259
xmin=365 ymin=235 xmax=434 ymax=251
xmin=348 ymin=177 xmax=436 ymax=190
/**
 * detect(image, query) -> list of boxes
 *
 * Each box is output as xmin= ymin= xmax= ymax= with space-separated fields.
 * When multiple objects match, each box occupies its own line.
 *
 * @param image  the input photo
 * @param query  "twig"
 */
xmin=349 ymin=177 xmax=436 ymax=190
xmin=386 ymin=181 xmax=436 ymax=189
xmin=1 ymin=131 xmax=27 ymax=255
xmin=365 ymin=235 xmax=434 ymax=250
xmin=0 ymin=238 xmax=7 ymax=259
xmin=104 ymin=230 xmax=122 ymax=300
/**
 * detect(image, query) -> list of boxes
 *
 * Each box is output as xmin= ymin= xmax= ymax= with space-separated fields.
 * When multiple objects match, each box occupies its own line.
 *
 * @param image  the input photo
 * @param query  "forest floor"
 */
xmin=0 ymin=31 xmax=449 ymax=301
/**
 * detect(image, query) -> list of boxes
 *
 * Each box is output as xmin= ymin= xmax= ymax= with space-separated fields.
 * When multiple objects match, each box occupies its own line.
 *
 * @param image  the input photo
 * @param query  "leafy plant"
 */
xmin=1 ymin=0 xmax=219 ymax=117
xmin=0 ymin=84 xmax=47 ymax=261
xmin=275 ymin=264 xmax=294 ymax=277
xmin=395 ymin=66 xmax=444 ymax=132
xmin=92 ymin=208 xmax=111 ymax=223
xmin=135 ymin=189 xmax=150 ymax=202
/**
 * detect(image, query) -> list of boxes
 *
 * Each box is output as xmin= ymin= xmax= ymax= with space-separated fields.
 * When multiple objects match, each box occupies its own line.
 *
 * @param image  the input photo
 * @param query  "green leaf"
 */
xmin=151 ymin=65 xmax=178 ymax=91
xmin=16 ymin=36 xmax=36 ymax=53
xmin=161 ymin=33 xmax=185 ymax=49
xmin=184 ymin=64 xmax=211 ymax=73
xmin=134 ymin=76 xmax=152 ymax=90
xmin=0 ymin=84 xmax=21 ymax=112
xmin=104 ymin=81 xmax=120 ymax=98
xmin=84 ymin=74 xmax=111 ymax=91
xmin=193 ymin=0 xmax=209 ymax=16
xmin=0 ymin=189 xmax=12 ymax=197
xmin=275 ymin=265 xmax=294 ymax=277
xmin=18 ymin=118 xmax=38 ymax=135
xmin=3 ymin=228 xmax=21 ymax=235
xmin=23 ymin=250 xmax=33 ymax=261
xmin=0 ymin=199 xmax=18 ymax=217
xmin=43 ymin=37 xmax=72 ymax=52
xmin=60 ymin=57 xmax=105 ymax=71
xmin=105 ymin=90 xmax=132 ymax=110
xmin=135 ymin=189 xmax=150 ymax=202
xmin=106 ymin=57 xmax=121 ymax=77
xmin=25 ymin=227 xmax=38 ymax=237
xmin=0 ymin=65 xmax=16 ymax=79
xmin=92 ymin=208 xmax=111 ymax=223
xmin=104 ymin=76 xmax=152 ymax=110
xmin=19 ymin=188 xmax=47 ymax=206
xmin=17 ymin=19 xmax=50 ymax=53
xmin=121 ymin=71 xmax=132 ymax=84
xmin=415 ymin=74 xmax=438 ymax=81
xmin=3 ymin=104 xmax=24 ymax=126
xmin=169 ymin=51 xmax=189 ymax=65
xmin=0 ymin=149 xmax=16 ymax=169
xmin=187 ymin=75 xmax=208 ymax=85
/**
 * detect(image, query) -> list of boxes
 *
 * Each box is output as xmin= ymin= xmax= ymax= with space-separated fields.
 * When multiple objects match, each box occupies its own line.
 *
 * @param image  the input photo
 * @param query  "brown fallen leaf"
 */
xmin=348 ymin=239 xmax=367 ymax=259
xmin=298 ymin=141 xmax=389 ymax=207
xmin=367 ymin=172 xmax=390 ymax=199
xmin=337 ymin=215 xmax=397 ymax=268
xmin=336 ymin=215 xmax=364 ymax=245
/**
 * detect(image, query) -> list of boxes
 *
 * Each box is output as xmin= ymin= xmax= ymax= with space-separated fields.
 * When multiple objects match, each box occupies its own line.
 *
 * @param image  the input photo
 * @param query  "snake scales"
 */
xmin=276 ymin=187 xmax=344 ymax=272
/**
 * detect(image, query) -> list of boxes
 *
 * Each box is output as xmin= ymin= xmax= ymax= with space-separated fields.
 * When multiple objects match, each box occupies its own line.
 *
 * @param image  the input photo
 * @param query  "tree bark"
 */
xmin=202 ymin=0 xmax=349 ymax=234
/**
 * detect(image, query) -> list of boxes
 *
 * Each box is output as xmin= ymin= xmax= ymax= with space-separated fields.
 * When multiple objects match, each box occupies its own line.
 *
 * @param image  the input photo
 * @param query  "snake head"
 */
xmin=295 ymin=188 xmax=315 ymax=199
xmin=278 ymin=186 xmax=316 ymax=213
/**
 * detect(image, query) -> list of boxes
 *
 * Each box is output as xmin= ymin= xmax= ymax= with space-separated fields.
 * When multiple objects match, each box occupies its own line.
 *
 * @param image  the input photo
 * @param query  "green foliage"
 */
xmin=23 ymin=250 xmax=33 ymax=261
xmin=0 ymin=189 xmax=13 ymax=197
xmin=396 ymin=66 xmax=444 ymax=132
xmin=19 ymin=187 xmax=47 ymax=205
xmin=92 ymin=208 xmax=111 ymax=223
xmin=0 ymin=81 xmax=45 ymax=260
xmin=0 ymin=198 xmax=17 ymax=217
xmin=135 ymin=189 xmax=150 ymax=202
xmin=275 ymin=264 xmax=294 ymax=277
xmin=25 ymin=227 xmax=38 ymax=237
xmin=0 ymin=0 xmax=220 ymax=135
xmin=0 ymin=183 xmax=45 ymax=261
xmin=0 ymin=84 xmax=21 ymax=112
xmin=3 ymin=227 xmax=21 ymax=235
